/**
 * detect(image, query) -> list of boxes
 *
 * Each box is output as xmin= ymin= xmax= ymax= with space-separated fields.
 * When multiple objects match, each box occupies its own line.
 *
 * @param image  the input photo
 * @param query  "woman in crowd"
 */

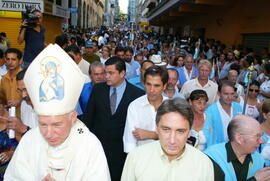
xmin=100 ymin=45 xmax=111 ymax=64
xmin=188 ymin=89 xmax=208 ymax=151
xmin=242 ymin=80 xmax=261 ymax=120
xmin=260 ymin=100 xmax=270 ymax=166
xmin=174 ymin=55 xmax=185 ymax=68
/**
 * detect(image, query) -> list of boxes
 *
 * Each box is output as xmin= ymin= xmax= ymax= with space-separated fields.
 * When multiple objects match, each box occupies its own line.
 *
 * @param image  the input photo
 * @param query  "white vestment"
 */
xmin=20 ymin=100 xmax=38 ymax=129
xmin=4 ymin=120 xmax=111 ymax=181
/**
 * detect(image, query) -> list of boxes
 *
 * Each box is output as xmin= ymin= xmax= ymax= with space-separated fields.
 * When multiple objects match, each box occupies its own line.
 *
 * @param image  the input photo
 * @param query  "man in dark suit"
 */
xmin=83 ymin=56 xmax=144 ymax=181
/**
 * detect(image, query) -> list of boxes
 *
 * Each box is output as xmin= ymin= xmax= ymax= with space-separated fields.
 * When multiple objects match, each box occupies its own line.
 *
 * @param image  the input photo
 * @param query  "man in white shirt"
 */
xmin=4 ymin=44 xmax=110 ymax=181
xmin=123 ymin=65 xmax=168 ymax=153
xmin=65 ymin=44 xmax=90 ymax=77
xmin=180 ymin=59 xmax=218 ymax=106
xmin=121 ymin=98 xmax=214 ymax=181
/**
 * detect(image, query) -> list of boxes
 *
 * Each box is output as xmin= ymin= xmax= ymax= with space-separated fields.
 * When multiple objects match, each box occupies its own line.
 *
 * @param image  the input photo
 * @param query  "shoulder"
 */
xmin=182 ymin=79 xmax=195 ymax=87
xmin=19 ymin=127 xmax=45 ymax=146
xmin=185 ymin=144 xmax=212 ymax=163
xmin=206 ymin=102 xmax=218 ymax=112
xmin=92 ymin=82 xmax=107 ymax=90
xmin=177 ymin=67 xmax=184 ymax=72
xmin=128 ymin=141 xmax=159 ymax=159
xmin=205 ymin=143 xmax=225 ymax=153
xmin=129 ymin=95 xmax=147 ymax=107
xmin=208 ymin=80 xmax=218 ymax=87
xmin=72 ymin=120 xmax=104 ymax=148
xmin=126 ymin=81 xmax=145 ymax=95
xmin=232 ymin=101 xmax=242 ymax=109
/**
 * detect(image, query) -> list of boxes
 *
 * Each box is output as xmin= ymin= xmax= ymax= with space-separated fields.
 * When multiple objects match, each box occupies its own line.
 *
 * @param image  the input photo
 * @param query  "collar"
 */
xmin=110 ymin=79 xmax=126 ymax=90
xmin=195 ymin=78 xmax=210 ymax=88
xmin=142 ymin=95 xmax=166 ymax=107
xmin=4 ymin=67 xmax=22 ymax=80
xmin=226 ymin=142 xmax=253 ymax=163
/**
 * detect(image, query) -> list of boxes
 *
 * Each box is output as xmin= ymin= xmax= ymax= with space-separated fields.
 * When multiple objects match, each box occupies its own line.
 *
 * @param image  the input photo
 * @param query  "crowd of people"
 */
xmin=1 ymin=10 xmax=270 ymax=181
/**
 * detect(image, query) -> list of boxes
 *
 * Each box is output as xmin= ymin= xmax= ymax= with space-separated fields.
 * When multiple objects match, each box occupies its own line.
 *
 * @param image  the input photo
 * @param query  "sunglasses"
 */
xmin=249 ymin=89 xmax=259 ymax=93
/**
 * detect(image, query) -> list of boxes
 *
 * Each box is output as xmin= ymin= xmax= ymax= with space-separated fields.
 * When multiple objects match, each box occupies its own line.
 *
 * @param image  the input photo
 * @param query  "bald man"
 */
xmin=227 ymin=70 xmax=245 ymax=98
xmin=205 ymin=115 xmax=270 ymax=181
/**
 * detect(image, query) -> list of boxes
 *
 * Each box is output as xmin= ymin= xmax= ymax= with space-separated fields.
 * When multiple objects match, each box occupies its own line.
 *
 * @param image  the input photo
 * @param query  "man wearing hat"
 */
xmin=82 ymin=40 xmax=100 ymax=64
xmin=4 ymin=44 xmax=110 ymax=181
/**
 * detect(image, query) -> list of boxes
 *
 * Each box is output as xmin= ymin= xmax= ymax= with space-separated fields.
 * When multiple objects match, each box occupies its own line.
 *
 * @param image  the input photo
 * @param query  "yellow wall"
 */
xmin=43 ymin=14 xmax=62 ymax=45
xmin=0 ymin=11 xmax=62 ymax=51
xmin=171 ymin=0 xmax=270 ymax=47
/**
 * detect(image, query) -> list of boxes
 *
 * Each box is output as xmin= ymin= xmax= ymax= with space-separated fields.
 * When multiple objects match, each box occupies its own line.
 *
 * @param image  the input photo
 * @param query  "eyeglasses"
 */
xmin=249 ymin=89 xmax=259 ymax=93
xmin=241 ymin=133 xmax=263 ymax=141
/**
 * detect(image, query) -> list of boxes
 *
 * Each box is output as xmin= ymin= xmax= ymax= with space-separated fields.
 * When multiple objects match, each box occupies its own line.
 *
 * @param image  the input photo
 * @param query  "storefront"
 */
xmin=0 ymin=0 xmax=69 ymax=50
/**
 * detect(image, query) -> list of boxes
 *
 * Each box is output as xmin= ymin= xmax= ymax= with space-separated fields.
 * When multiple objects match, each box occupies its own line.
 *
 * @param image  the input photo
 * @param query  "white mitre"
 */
xmin=24 ymin=44 xmax=85 ymax=116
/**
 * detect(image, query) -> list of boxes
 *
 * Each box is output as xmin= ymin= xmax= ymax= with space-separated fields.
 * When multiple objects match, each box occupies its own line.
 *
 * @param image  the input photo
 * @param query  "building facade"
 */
xmin=0 ymin=0 xmax=69 ymax=50
xmin=145 ymin=0 xmax=270 ymax=53
xmin=103 ymin=0 xmax=115 ymax=27
xmin=77 ymin=0 xmax=105 ymax=29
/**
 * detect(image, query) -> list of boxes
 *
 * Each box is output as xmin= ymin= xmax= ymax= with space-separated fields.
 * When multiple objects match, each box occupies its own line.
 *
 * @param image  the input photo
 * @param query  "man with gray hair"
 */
xmin=79 ymin=61 xmax=105 ymax=113
xmin=177 ymin=54 xmax=198 ymax=88
xmin=180 ymin=59 xmax=218 ymax=105
xmin=227 ymin=69 xmax=245 ymax=98
xmin=121 ymin=98 xmax=214 ymax=181
xmin=205 ymin=115 xmax=270 ymax=181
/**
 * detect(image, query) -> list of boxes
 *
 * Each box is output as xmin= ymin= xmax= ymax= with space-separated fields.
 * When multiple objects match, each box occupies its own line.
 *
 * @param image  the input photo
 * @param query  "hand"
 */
xmin=0 ymin=151 xmax=14 ymax=164
xmin=21 ymin=20 xmax=28 ymax=27
xmin=254 ymin=167 xmax=270 ymax=181
xmin=132 ymin=128 xmax=157 ymax=140
xmin=6 ymin=117 xmax=27 ymax=134
xmin=42 ymin=174 xmax=56 ymax=181
xmin=7 ymin=100 xmax=21 ymax=107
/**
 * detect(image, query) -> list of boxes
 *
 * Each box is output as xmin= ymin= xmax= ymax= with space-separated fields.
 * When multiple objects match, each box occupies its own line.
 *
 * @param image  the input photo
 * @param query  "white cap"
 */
xmin=150 ymin=55 xmax=166 ymax=66
xmin=24 ymin=44 xmax=85 ymax=116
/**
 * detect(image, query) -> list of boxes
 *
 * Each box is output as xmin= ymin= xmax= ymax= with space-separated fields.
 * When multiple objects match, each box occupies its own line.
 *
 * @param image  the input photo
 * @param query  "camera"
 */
xmin=21 ymin=6 xmax=40 ymax=28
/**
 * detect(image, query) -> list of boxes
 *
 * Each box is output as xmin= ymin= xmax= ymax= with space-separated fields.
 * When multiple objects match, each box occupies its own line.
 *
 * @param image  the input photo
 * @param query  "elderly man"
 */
xmin=79 ymin=61 xmax=105 ymax=114
xmin=123 ymin=66 xmax=168 ymax=153
xmin=180 ymin=59 xmax=218 ymax=106
xmin=227 ymin=69 xmax=245 ymax=98
xmin=121 ymin=98 xmax=214 ymax=181
xmin=205 ymin=115 xmax=270 ymax=181
xmin=177 ymin=54 xmax=198 ymax=88
xmin=4 ymin=44 xmax=110 ymax=181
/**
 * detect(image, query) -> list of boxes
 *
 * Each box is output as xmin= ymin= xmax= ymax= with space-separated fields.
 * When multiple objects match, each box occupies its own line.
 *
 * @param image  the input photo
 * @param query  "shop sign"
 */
xmin=0 ymin=0 xmax=43 ymax=12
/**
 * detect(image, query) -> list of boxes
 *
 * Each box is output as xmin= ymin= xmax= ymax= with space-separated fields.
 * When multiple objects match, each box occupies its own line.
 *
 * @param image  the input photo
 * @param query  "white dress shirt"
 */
xmin=180 ymin=78 xmax=218 ymax=106
xmin=217 ymin=100 xmax=233 ymax=141
xmin=123 ymin=95 xmax=167 ymax=153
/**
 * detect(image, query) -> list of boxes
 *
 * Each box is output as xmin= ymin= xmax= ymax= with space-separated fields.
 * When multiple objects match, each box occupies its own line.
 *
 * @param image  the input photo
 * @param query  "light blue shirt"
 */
xmin=128 ymin=76 xmax=145 ymax=91
xmin=110 ymin=80 xmax=127 ymax=110
xmin=125 ymin=60 xmax=140 ymax=80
